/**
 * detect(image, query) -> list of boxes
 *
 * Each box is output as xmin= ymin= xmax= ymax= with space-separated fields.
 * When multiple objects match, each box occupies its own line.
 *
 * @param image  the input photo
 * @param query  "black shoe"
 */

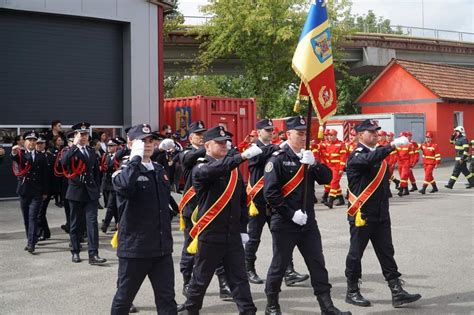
xmin=388 ymin=279 xmax=422 ymax=308
xmin=37 ymin=236 xmax=47 ymax=242
xmin=317 ymin=292 xmax=352 ymax=315
xmin=393 ymin=178 xmax=400 ymax=189
xmin=61 ymin=224 xmax=69 ymax=234
xmin=345 ymin=280 xmax=371 ymax=307
xmin=89 ymin=255 xmax=107 ymax=265
xmin=247 ymin=269 xmax=264 ymax=284
xmin=418 ymin=184 xmax=427 ymax=194
xmin=24 ymin=245 xmax=29 ymax=251
xmin=265 ymin=294 xmax=282 ymax=315
xmin=321 ymin=192 xmax=329 ymax=204
xmin=72 ymin=253 xmax=81 ymax=263
xmin=100 ymin=224 xmax=108 ymax=233
xmin=430 ymin=183 xmax=439 ymax=193
xmin=284 ymin=266 xmax=309 ymax=286
xmin=397 ymin=188 xmax=404 ymax=197
xmin=177 ymin=303 xmax=186 ymax=313
xmin=325 ymin=196 xmax=335 ymax=209
xmin=27 ymin=246 xmax=35 ymax=254
xmin=182 ymin=283 xmax=189 ymax=298
xmin=444 ymin=184 xmax=453 ymax=189
xmin=129 ymin=303 xmax=138 ymax=313
xmin=334 ymin=195 xmax=345 ymax=206
xmin=403 ymin=187 xmax=410 ymax=195
xmin=217 ymin=274 xmax=232 ymax=300
xmin=409 ymin=184 xmax=418 ymax=192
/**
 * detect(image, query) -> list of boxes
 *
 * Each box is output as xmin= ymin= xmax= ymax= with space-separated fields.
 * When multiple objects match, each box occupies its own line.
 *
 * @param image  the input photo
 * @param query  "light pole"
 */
xmin=421 ymin=0 xmax=425 ymax=35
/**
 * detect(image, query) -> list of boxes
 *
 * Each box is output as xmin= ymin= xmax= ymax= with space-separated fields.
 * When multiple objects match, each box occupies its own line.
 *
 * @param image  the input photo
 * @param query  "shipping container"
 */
xmin=163 ymin=96 xmax=257 ymax=181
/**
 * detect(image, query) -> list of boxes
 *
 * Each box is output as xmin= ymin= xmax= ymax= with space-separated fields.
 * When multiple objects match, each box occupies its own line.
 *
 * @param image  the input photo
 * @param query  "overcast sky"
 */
xmin=178 ymin=0 xmax=473 ymax=34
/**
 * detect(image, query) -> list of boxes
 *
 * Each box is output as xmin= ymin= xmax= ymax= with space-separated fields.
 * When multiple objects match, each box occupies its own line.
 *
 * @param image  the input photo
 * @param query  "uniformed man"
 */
xmin=178 ymin=121 xmax=233 ymax=300
xmin=184 ymin=125 xmax=261 ymax=315
xmin=345 ymin=119 xmax=421 ymax=308
xmin=57 ymin=132 xmax=75 ymax=234
xmin=61 ymin=122 xmax=106 ymax=264
xmin=11 ymin=130 xmax=49 ymax=253
xmin=406 ymin=131 xmax=420 ymax=192
xmin=445 ymin=126 xmax=474 ymax=188
xmin=395 ymin=131 xmax=413 ymax=196
xmin=419 ymin=131 xmax=440 ymax=194
xmin=111 ymin=124 xmax=177 ymax=315
xmin=245 ymin=118 xmax=309 ymax=286
xmin=35 ymin=135 xmax=54 ymax=241
xmin=263 ymin=116 xmax=350 ymax=315
xmin=100 ymin=139 xmax=119 ymax=233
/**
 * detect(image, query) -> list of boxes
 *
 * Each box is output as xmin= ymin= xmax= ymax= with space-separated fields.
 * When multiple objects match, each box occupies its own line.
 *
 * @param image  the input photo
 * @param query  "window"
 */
xmin=454 ymin=112 xmax=463 ymax=128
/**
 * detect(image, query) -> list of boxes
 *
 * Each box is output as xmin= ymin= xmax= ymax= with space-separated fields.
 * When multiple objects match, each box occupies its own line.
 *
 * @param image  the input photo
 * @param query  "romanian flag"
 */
xmin=292 ymin=0 xmax=337 ymax=123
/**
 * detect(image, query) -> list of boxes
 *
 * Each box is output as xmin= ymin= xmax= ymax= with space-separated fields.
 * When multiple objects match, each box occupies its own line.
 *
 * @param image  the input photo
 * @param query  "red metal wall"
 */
xmin=163 ymin=95 xmax=257 ymax=180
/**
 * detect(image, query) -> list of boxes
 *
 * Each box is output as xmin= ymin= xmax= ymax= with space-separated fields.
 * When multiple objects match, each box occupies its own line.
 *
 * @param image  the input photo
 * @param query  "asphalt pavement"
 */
xmin=0 ymin=164 xmax=473 ymax=314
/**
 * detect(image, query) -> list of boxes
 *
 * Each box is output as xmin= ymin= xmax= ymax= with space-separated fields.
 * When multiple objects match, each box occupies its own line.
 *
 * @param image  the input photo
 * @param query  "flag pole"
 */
xmin=301 ymin=99 xmax=313 ymax=213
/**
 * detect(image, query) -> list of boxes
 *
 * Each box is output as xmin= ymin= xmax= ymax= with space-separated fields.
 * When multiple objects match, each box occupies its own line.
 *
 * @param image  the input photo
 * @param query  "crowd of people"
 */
xmin=9 ymin=116 xmax=474 ymax=314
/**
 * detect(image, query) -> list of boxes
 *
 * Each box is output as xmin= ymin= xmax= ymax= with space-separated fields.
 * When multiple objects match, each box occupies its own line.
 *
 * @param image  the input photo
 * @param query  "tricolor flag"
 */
xmin=292 ymin=0 xmax=337 ymax=123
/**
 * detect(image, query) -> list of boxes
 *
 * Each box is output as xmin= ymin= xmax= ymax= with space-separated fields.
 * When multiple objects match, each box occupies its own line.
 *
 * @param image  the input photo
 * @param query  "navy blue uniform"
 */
xmin=263 ymin=145 xmax=333 ymax=296
xmin=101 ymin=152 xmax=118 ymax=231
xmin=184 ymin=154 xmax=256 ymax=314
xmin=61 ymin=145 xmax=101 ymax=257
xmin=345 ymin=143 xmax=401 ymax=282
xmin=12 ymin=149 xmax=49 ymax=249
xmin=37 ymin=150 xmax=56 ymax=239
xmin=111 ymin=156 xmax=176 ymax=315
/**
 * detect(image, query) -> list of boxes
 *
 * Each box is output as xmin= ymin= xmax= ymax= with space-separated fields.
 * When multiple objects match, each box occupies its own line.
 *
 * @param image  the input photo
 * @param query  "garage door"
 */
xmin=0 ymin=9 xmax=123 ymax=126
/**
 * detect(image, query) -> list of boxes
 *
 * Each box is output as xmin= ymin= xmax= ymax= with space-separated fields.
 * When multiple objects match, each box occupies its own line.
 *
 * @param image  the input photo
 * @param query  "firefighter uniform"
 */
xmin=11 ymin=130 xmax=49 ymax=253
xmin=184 ymin=126 xmax=257 ymax=315
xmin=323 ymin=129 xmax=347 ymax=208
xmin=407 ymin=132 xmax=420 ymax=192
xmin=445 ymin=127 xmax=474 ymax=189
xmin=100 ymin=139 xmax=119 ymax=233
xmin=345 ymin=119 xmax=421 ymax=308
xmin=419 ymin=132 xmax=440 ymax=194
xmin=395 ymin=132 xmax=413 ymax=196
xmin=263 ymin=116 xmax=350 ymax=315
xmin=386 ymin=132 xmax=400 ymax=189
xmin=111 ymin=124 xmax=177 ymax=315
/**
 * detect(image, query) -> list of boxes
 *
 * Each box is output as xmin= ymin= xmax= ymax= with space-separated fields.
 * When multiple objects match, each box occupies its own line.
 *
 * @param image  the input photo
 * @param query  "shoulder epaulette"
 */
xmin=197 ymin=157 xmax=208 ymax=163
xmin=355 ymin=147 xmax=363 ymax=152
xmin=272 ymin=150 xmax=283 ymax=156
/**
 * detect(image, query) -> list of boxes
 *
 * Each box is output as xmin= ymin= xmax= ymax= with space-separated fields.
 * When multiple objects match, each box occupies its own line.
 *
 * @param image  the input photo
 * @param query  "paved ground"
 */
xmin=0 ymin=164 xmax=473 ymax=314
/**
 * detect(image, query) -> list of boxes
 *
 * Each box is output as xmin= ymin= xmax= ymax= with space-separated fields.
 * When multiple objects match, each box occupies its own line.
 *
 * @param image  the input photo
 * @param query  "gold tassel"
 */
xmin=111 ymin=231 xmax=119 ymax=249
xmin=318 ymin=126 xmax=324 ymax=140
xmin=248 ymin=201 xmax=259 ymax=217
xmin=179 ymin=213 xmax=185 ymax=231
xmin=293 ymin=99 xmax=301 ymax=113
xmin=355 ymin=210 xmax=366 ymax=227
xmin=187 ymin=237 xmax=198 ymax=254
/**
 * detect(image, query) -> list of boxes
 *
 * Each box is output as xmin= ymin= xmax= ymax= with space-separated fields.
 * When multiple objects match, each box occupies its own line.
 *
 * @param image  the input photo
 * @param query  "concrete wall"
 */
xmin=0 ymin=0 xmax=160 ymax=130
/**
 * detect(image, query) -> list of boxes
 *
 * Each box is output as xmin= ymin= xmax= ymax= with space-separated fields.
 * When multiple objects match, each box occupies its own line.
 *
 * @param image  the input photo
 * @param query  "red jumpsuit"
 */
xmin=421 ymin=141 xmax=440 ymax=185
xmin=396 ymin=143 xmax=414 ymax=189
xmin=324 ymin=140 xmax=347 ymax=198
xmin=409 ymin=141 xmax=420 ymax=185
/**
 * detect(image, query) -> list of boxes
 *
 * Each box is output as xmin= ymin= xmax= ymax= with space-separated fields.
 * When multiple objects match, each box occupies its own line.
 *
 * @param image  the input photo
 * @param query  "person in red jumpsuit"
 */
xmin=396 ymin=131 xmax=413 ymax=196
xmin=419 ymin=131 xmax=441 ymax=194
xmin=323 ymin=129 xmax=347 ymax=208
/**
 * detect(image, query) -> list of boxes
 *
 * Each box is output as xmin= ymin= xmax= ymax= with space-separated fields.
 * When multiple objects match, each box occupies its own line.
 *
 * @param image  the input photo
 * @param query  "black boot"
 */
xmin=325 ymin=196 xmax=335 ymax=209
xmin=217 ymin=274 xmax=232 ymax=300
xmin=334 ymin=195 xmax=345 ymax=206
xmin=177 ymin=303 xmax=186 ymax=312
xmin=430 ymin=182 xmax=438 ymax=193
xmin=321 ymin=192 xmax=329 ymax=204
xmin=317 ymin=292 xmax=352 ymax=315
xmin=345 ymin=279 xmax=371 ymax=307
xmin=444 ymin=178 xmax=455 ymax=189
xmin=246 ymin=261 xmax=264 ymax=284
xmin=403 ymin=187 xmax=410 ymax=195
xmin=388 ymin=278 xmax=422 ymax=308
xmin=467 ymin=176 xmax=474 ymax=189
xmin=182 ymin=275 xmax=191 ymax=297
xmin=418 ymin=184 xmax=428 ymax=194
xmin=284 ymin=263 xmax=309 ymax=286
xmin=129 ymin=303 xmax=138 ymax=313
xmin=409 ymin=183 xmax=418 ymax=192
xmin=397 ymin=187 xmax=404 ymax=197
xmin=264 ymin=294 xmax=282 ymax=315
xmin=392 ymin=178 xmax=400 ymax=189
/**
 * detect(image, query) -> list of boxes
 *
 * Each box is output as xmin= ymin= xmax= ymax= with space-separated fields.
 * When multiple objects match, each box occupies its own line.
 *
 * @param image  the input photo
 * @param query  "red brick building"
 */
xmin=356 ymin=59 xmax=474 ymax=158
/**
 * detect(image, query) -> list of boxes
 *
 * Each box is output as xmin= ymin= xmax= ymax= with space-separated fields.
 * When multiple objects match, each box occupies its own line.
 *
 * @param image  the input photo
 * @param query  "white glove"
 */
xmin=241 ymin=233 xmax=249 ymax=245
xmin=391 ymin=136 xmax=409 ymax=148
xmin=279 ymin=140 xmax=288 ymax=149
xmin=241 ymin=144 xmax=263 ymax=160
xmin=159 ymin=138 xmax=175 ymax=151
xmin=291 ymin=209 xmax=307 ymax=226
xmin=299 ymin=149 xmax=315 ymax=165
xmin=130 ymin=140 xmax=144 ymax=160
xmin=226 ymin=141 xmax=232 ymax=150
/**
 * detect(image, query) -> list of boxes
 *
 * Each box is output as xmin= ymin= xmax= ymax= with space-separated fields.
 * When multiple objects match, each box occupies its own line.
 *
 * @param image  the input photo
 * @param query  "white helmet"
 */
xmin=454 ymin=126 xmax=465 ymax=134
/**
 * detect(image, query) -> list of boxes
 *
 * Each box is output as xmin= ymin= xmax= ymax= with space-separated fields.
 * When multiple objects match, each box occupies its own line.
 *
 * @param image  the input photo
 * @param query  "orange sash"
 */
xmin=178 ymin=187 xmax=196 ymax=214
xmin=347 ymin=160 xmax=387 ymax=216
xmin=246 ymin=176 xmax=264 ymax=206
xmin=281 ymin=165 xmax=304 ymax=197
xmin=189 ymin=168 xmax=238 ymax=239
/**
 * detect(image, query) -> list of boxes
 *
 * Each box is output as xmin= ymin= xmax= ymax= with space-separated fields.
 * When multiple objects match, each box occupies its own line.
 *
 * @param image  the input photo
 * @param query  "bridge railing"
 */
xmin=182 ymin=15 xmax=474 ymax=43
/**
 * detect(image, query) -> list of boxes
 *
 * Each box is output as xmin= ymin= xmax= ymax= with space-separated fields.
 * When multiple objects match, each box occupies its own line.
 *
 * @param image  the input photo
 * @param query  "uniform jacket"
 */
xmin=450 ymin=135 xmax=470 ymax=162
xmin=113 ymin=156 xmax=172 ymax=258
xmin=192 ymin=154 xmax=248 ymax=244
xmin=346 ymin=143 xmax=393 ymax=222
xmin=248 ymin=139 xmax=280 ymax=207
xmin=263 ymin=145 xmax=332 ymax=232
xmin=323 ymin=140 xmax=347 ymax=170
xmin=180 ymin=145 xmax=206 ymax=217
xmin=396 ymin=143 xmax=413 ymax=163
xmin=12 ymin=149 xmax=49 ymax=197
xmin=61 ymin=145 xmax=100 ymax=201
xmin=410 ymin=141 xmax=420 ymax=166
xmin=101 ymin=153 xmax=116 ymax=192
xmin=421 ymin=142 xmax=441 ymax=165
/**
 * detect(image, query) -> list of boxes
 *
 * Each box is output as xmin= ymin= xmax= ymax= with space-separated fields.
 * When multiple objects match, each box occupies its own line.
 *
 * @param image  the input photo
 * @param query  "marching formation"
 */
xmin=10 ymin=117 xmax=474 ymax=314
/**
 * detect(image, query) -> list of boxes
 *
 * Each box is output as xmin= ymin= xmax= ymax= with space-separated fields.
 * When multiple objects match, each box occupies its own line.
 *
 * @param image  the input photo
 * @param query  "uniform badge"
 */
xmin=300 ymin=118 xmax=306 ymax=125
xmin=198 ymin=122 xmax=203 ymax=128
xmin=220 ymin=130 xmax=226 ymax=137
xmin=265 ymin=162 xmax=273 ymax=173
xmin=142 ymin=125 xmax=151 ymax=133
xmin=268 ymin=120 xmax=273 ymax=126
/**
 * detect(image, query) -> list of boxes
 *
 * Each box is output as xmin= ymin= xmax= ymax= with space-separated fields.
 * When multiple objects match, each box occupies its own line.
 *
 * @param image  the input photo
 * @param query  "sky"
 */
xmin=178 ymin=0 xmax=474 ymax=35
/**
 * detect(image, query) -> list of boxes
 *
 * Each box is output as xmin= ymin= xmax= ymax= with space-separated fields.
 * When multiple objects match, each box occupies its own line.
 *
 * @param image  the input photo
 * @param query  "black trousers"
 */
xmin=179 ymin=216 xmax=227 ymax=282
xmin=345 ymin=220 xmax=401 ymax=282
xmin=20 ymin=196 xmax=42 ymax=248
xmin=103 ymin=190 xmax=118 ymax=228
xmin=37 ymin=193 xmax=52 ymax=238
xmin=111 ymin=255 xmax=177 ymax=315
xmin=185 ymin=237 xmax=256 ymax=313
xmin=265 ymin=226 xmax=332 ymax=296
xmin=245 ymin=203 xmax=271 ymax=264
xmin=450 ymin=160 xmax=473 ymax=183
xmin=69 ymin=200 xmax=99 ymax=256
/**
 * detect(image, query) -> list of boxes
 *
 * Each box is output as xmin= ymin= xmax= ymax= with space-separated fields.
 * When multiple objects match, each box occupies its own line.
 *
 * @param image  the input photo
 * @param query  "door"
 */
xmin=211 ymin=114 xmax=237 ymax=137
